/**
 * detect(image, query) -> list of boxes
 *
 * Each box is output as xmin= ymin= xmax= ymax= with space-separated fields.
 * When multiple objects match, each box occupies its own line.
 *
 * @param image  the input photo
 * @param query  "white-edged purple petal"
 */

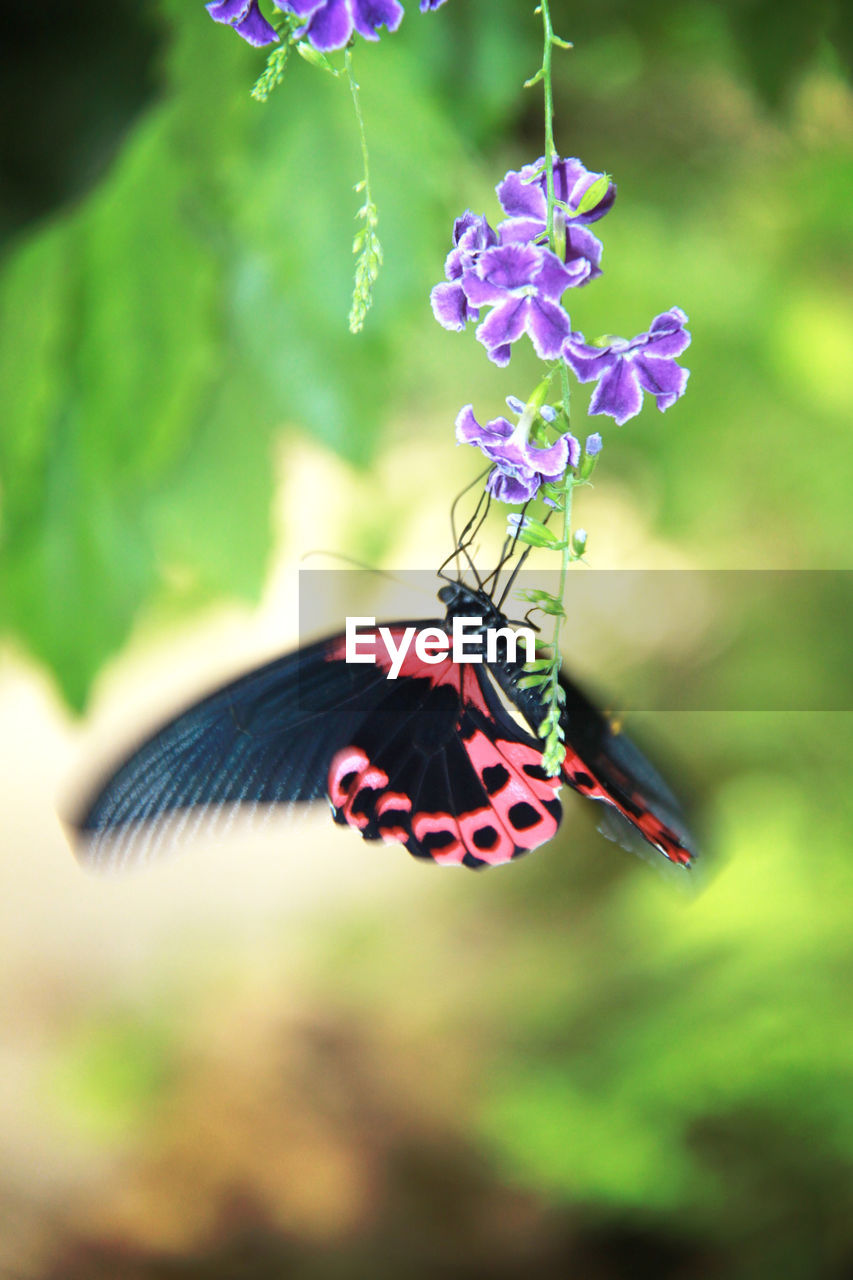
xmin=633 ymin=354 xmax=690 ymax=410
xmin=420 ymin=0 xmax=447 ymax=9
xmin=496 ymin=216 xmax=545 ymax=246
xmin=496 ymin=160 xmax=548 ymax=223
xmin=455 ymin=404 xmax=494 ymax=446
xmin=534 ymin=248 xmax=576 ymax=301
xmin=235 ymin=1 xmax=280 ymax=43
xmin=296 ymin=0 xmax=353 ymax=49
xmin=506 ymin=395 xmax=526 ymax=415
xmin=351 ymin=0 xmax=404 ymax=42
xmin=563 ymin=335 xmax=615 ymax=383
xmin=497 ymin=157 xmax=616 ymax=229
xmin=472 ymin=242 xmax=545 ymax=294
xmin=640 ymin=308 xmax=691 ymax=358
xmin=488 ymin=471 xmax=541 ymax=504
xmin=526 ymin=297 xmax=571 ymax=360
xmin=208 ymin=0 xmax=252 ymax=23
xmin=431 ymin=282 xmax=477 ymax=332
xmin=589 ymin=358 xmax=643 ymax=426
xmin=554 ymin=158 xmax=616 ymax=224
xmin=564 ymin=224 xmax=603 ymax=284
xmin=275 ymin=0 xmax=325 ymax=15
xmin=475 ymin=297 xmax=528 ymax=353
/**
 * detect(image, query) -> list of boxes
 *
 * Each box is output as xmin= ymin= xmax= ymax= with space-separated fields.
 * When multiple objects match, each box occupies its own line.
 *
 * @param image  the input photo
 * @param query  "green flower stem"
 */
xmin=536 ymin=0 xmax=576 ymax=773
xmin=540 ymin=0 xmax=558 ymax=244
xmin=345 ymin=47 xmax=383 ymax=333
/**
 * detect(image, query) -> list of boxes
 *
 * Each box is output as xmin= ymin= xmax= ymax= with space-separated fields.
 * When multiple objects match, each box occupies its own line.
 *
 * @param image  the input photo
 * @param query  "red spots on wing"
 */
xmin=562 ymin=752 xmax=693 ymax=866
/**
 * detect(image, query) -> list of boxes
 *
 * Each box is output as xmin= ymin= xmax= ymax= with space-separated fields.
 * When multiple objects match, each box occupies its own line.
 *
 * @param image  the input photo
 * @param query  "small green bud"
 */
xmin=574 ymin=174 xmax=611 ymax=217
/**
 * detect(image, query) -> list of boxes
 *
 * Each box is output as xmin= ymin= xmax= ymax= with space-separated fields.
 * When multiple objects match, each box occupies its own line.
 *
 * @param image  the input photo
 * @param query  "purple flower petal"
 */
xmin=235 ymin=1 xmax=280 ymax=44
xmin=526 ymin=297 xmax=571 ymax=360
xmin=488 ymin=471 xmax=540 ymax=504
xmin=563 ymin=336 xmax=613 ymax=384
xmin=420 ymin=0 xmax=448 ymax=10
xmin=564 ymin=224 xmax=603 ymax=284
xmin=497 ymin=157 xmax=616 ymax=228
xmin=534 ymin=248 xmax=576 ymax=301
xmin=296 ymin=0 xmax=353 ymax=48
xmin=455 ymin=404 xmax=489 ymax=446
xmin=475 ymin=297 xmax=528 ymax=353
xmin=207 ymin=0 xmax=252 ymax=23
xmin=496 ymin=161 xmax=548 ymax=223
xmin=275 ymin=0 xmax=325 ymax=15
xmin=431 ymin=282 xmax=476 ymax=331
xmin=553 ymin=158 xmax=616 ymax=224
xmin=589 ymin=358 xmax=643 ymax=426
xmin=351 ymin=0 xmax=404 ymax=42
xmin=633 ymin=353 xmax=690 ymax=410
xmin=497 ymin=216 xmax=547 ymax=246
xmin=472 ymin=242 xmax=545 ymax=294
xmin=641 ymin=308 xmax=691 ymax=358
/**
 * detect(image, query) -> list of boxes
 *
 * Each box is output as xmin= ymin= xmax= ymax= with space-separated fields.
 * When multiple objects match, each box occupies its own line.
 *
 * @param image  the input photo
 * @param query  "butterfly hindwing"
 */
xmin=326 ymin=636 xmax=563 ymax=868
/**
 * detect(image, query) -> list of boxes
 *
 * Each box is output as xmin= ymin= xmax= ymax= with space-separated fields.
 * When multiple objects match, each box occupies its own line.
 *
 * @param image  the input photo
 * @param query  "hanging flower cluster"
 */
xmin=433 ymin=155 xmax=691 ymax=472
xmin=431 ymin=158 xmax=613 ymax=367
xmin=207 ymin=0 xmax=446 ymax=49
xmin=433 ymin=144 xmax=691 ymax=772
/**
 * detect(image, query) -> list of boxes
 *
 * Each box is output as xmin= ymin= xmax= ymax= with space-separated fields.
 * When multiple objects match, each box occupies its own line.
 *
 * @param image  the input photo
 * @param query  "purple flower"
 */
xmin=564 ymin=308 xmax=691 ymax=426
xmin=420 ymin=0 xmax=447 ymax=8
xmin=207 ymin=0 xmax=279 ymax=45
xmin=585 ymin=432 xmax=603 ymax=456
xmin=496 ymin=157 xmax=614 ymax=284
xmin=499 ymin=217 xmax=603 ymax=287
xmin=462 ymin=242 xmax=576 ymax=367
xmin=273 ymin=0 xmax=403 ymax=50
xmin=497 ymin=156 xmax=616 ymax=233
xmin=430 ymin=212 xmax=499 ymax=332
xmin=456 ymin=404 xmax=579 ymax=504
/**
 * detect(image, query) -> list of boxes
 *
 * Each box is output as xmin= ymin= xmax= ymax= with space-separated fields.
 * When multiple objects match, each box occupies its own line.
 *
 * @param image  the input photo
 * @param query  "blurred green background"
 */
xmin=1 ymin=1 xmax=852 ymax=1277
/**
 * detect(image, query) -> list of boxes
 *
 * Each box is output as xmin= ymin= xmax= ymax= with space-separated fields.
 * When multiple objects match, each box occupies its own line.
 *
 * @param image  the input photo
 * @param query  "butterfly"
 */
xmin=74 ymin=577 xmax=696 ymax=872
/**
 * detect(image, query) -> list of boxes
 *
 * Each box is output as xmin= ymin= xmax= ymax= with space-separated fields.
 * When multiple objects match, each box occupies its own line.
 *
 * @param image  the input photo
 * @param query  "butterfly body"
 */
xmin=76 ymin=580 xmax=696 ymax=872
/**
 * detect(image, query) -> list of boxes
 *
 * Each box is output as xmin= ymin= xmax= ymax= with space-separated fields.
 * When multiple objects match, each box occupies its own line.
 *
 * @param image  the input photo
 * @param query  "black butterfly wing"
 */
xmin=74 ymin=623 xmax=563 ymax=872
xmin=556 ymin=670 xmax=696 ymax=865
xmin=75 ymin=635 xmax=396 ymax=868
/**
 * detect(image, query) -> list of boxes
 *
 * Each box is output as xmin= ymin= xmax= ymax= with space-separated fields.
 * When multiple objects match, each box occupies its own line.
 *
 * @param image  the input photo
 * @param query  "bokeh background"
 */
xmin=1 ymin=1 xmax=852 ymax=1276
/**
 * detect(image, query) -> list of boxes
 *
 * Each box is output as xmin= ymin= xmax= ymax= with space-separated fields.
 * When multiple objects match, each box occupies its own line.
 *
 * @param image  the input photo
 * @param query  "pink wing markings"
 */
xmin=325 ymin=627 xmax=491 ymax=717
xmin=463 ymin=731 xmax=561 ymax=858
xmin=561 ymin=750 xmax=692 ymax=866
xmin=329 ymin=746 xmax=390 ymax=831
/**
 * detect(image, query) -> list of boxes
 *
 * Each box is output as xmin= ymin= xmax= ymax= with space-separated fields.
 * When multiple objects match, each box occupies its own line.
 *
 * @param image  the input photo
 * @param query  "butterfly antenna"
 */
xmin=449 ymin=468 xmax=491 ymax=579
xmin=440 ymin=487 xmax=491 ymax=589
xmin=482 ymin=496 xmax=534 ymax=601
xmin=300 ymin=550 xmax=425 ymax=594
xmin=497 ymin=543 xmax=534 ymax=612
